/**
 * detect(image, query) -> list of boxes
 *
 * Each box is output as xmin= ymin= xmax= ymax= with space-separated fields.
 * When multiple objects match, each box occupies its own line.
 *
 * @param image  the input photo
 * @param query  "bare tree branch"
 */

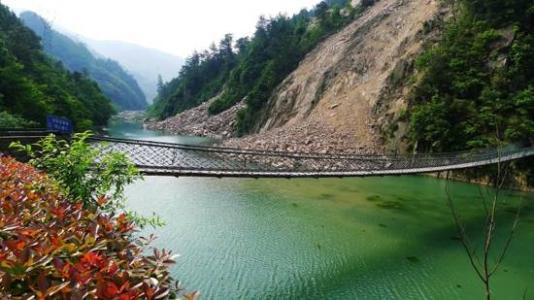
xmin=489 ymin=197 xmax=522 ymax=277
xmin=445 ymin=137 xmax=522 ymax=300
xmin=445 ymin=173 xmax=485 ymax=282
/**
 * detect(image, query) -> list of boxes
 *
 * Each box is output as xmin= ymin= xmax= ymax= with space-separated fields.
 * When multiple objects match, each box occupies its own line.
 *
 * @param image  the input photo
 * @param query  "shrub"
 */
xmin=0 ymin=111 xmax=38 ymax=128
xmin=0 ymin=156 xmax=197 ymax=299
xmin=10 ymin=132 xmax=164 ymax=227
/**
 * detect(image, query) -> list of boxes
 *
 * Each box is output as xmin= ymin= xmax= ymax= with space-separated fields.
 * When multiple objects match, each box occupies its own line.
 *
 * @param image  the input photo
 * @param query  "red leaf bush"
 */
xmin=0 ymin=156 xmax=196 ymax=299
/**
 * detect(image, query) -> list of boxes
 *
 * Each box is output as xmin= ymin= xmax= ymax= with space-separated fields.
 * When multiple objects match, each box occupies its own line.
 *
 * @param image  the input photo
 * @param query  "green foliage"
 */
xmin=20 ymin=11 xmax=148 ymax=111
xmin=9 ymin=132 xmax=163 ymax=228
xmin=0 ymin=111 xmax=38 ymax=128
xmin=461 ymin=0 xmax=533 ymax=27
xmin=149 ymin=34 xmax=238 ymax=119
xmin=150 ymin=0 xmax=366 ymax=135
xmin=211 ymin=1 xmax=360 ymax=134
xmin=10 ymin=132 xmax=137 ymax=210
xmin=409 ymin=0 xmax=534 ymax=151
xmin=0 ymin=4 xmax=114 ymax=128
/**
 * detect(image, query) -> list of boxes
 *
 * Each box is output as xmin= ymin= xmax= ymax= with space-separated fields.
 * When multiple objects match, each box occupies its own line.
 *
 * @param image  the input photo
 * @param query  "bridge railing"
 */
xmin=89 ymin=136 xmax=534 ymax=176
xmin=2 ymin=131 xmax=532 ymax=176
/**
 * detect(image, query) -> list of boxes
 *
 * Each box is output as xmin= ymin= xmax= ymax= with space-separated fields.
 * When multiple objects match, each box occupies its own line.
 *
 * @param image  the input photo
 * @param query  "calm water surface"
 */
xmin=110 ymin=121 xmax=534 ymax=299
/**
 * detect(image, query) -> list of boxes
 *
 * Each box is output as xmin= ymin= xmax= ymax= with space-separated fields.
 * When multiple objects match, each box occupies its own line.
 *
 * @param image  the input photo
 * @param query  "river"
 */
xmin=108 ymin=121 xmax=534 ymax=299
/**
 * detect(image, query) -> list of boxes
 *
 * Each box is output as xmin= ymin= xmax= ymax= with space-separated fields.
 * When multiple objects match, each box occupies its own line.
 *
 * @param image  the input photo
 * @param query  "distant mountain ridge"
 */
xmin=20 ymin=11 xmax=147 ymax=111
xmin=78 ymin=38 xmax=184 ymax=103
xmin=0 ymin=4 xmax=113 ymax=128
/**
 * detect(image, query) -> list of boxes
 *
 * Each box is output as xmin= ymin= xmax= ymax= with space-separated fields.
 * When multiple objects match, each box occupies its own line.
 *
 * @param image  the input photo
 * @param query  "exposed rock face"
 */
xmin=226 ymin=0 xmax=440 ymax=154
xmin=147 ymin=0 xmax=441 ymax=154
xmin=224 ymin=122 xmax=372 ymax=154
xmin=146 ymin=99 xmax=245 ymax=138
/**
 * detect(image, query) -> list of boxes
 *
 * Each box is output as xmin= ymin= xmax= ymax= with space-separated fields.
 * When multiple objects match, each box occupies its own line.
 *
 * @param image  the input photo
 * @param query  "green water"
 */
xmin=111 ymin=121 xmax=534 ymax=299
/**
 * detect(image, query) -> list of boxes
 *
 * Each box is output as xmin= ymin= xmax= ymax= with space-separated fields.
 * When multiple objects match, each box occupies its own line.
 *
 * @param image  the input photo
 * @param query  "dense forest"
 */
xmin=406 ymin=0 xmax=533 ymax=183
xmin=409 ymin=0 xmax=533 ymax=151
xmin=0 ymin=4 xmax=113 ymax=129
xmin=20 ymin=11 xmax=147 ymax=111
xmin=149 ymin=0 xmax=371 ymax=135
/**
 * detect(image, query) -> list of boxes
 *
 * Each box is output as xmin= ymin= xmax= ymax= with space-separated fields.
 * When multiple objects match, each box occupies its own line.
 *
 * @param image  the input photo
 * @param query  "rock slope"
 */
xmin=147 ymin=0 xmax=441 ymax=153
xmin=226 ymin=0 xmax=440 ymax=153
xmin=146 ymin=98 xmax=245 ymax=138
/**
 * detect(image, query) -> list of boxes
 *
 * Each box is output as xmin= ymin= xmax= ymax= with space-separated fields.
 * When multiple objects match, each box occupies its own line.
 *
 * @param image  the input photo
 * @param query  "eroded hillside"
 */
xmin=225 ymin=0 xmax=441 ymax=153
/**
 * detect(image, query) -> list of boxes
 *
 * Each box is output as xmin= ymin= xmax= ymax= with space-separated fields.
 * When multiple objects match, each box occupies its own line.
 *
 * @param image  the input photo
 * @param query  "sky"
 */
xmin=2 ymin=0 xmax=318 ymax=57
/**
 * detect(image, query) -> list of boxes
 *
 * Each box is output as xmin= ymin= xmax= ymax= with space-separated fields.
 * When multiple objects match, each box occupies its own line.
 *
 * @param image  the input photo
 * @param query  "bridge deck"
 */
xmin=2 ymin=131 xmax=532 ymax=178
xmin=89 ymin=136 xmax=534 ymax=178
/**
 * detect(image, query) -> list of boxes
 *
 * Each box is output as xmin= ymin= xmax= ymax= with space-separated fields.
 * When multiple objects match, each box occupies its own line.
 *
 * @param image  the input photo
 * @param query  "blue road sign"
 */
xmin=46 ymin=115 xmax=73 ymax=134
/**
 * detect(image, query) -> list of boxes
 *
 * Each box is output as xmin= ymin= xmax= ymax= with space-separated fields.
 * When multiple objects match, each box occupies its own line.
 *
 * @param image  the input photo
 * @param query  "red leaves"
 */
xmin=53 ymin=258 xmax=72 ymax=279
xmin=96 ymin=195 xmax=108 ymax=207
xmin=0 ymin=157 xmax=183 ymax=299
xmin=50 ymin=206 xmax=66 ymax=220
xmin=97 ymin=281 xmax=133 ymax=298
xmin=102 ymin=282 xmax=121 ymax=298
xmin=17 ymin=228 xmax=41 ymax=238
xmin=5 ymin=239 xmax=25 ymax=252
xmin=80 ymin=251 xmax=104 ymax=267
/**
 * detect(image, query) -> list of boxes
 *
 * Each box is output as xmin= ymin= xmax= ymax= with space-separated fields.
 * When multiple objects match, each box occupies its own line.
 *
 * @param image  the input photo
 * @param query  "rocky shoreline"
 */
xmin=222 ymin=121 xmax=382 ymax=154
xmin=145 ymin=98 xmax=383 ymax=154
xmin=145 ymin=99 xmax=245 ymax=139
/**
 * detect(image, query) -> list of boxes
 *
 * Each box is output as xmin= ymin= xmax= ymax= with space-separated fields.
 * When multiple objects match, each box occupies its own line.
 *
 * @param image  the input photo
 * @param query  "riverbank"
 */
xmin=143 ymin=116 xmax=534 ymax=191
xmin=429 ymin=169 xmax=534 ymax=193
xmin=145 ymin=101 xmax=382 ymax=154
xmin=113 ymin=110 xmax=146 ymax=123
xmin=145 ymin=99 xmax=245 ymax=139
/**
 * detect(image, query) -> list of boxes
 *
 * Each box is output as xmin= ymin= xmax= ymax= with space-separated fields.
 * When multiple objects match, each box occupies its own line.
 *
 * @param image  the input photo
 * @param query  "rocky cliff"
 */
xmin=224 ymin=0 xmax=441 ymax=153
xmin=149 ymin=0 xmax=443 ymax=153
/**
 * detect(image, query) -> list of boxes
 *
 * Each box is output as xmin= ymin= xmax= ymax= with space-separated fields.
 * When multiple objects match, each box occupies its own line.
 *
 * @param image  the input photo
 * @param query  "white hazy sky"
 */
xmin=1 ymin=0 xmax=318 ymax=57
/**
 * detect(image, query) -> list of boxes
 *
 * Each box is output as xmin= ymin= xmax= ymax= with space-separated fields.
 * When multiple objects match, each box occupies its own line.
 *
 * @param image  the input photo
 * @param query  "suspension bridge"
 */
xmin=1 ymin=129 xmax=533 ymax=178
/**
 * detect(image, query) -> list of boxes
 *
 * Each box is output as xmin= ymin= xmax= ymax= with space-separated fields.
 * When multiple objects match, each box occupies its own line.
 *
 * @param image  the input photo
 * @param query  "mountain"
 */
xmin=20 ymin=11 xmax=147 ymax=111
xmin=149 ymin=0 xmax=533 ymax=159
xmin=79 ymin=38 xmax=184 ymax=103
xmin=149 ymin=0 xmax=365 ymax=126
xmin=0 ymin=4 xmax=113 ymax=128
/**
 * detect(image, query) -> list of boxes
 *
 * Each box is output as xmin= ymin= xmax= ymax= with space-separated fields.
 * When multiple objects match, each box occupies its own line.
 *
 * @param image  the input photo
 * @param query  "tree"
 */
xmin=219 ymin=33 xmax=234 ymax=56
xmin=235 ymin=37 xmax=250 ymax=54
xmin=0 ymin=156 xmax=193 ymax=299
xmin=445 ymin=150 xmax=522 ymax=300
xmin=361 ymin=0 xmax=376 ymax=7
xmin=157 ymin=74 xmax=165 ymax=95
xmin=315 ymin=1 xmax=329 ymax=21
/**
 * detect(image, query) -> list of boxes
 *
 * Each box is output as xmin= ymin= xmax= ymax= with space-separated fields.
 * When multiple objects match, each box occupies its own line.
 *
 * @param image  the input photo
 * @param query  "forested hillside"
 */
xmin=149 ymin=0 xmax=369 ymax=134
xmin=0 ymin=4 xmax=113 ymax=128
xmin=408 ymin=0 xmax=533 ymax=152
xmin=20 ymin=11 xmax=147 ymax=111
xmin=81 ymin=38 xmax=183 ymax=103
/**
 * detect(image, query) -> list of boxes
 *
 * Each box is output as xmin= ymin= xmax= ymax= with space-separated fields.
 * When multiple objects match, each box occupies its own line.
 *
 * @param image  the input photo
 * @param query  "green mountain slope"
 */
xmin=407 ymin=0 xmax=533 ymax=151
xmin=80 ymin=38 xmax=183 ymax=103
xmin=149 ymin=0 xmax=365 ymax=135
xmin=20 ymin=11 xmax=147 ymax=111
xmin=0 ymin=4 xmax=113 ymax=129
